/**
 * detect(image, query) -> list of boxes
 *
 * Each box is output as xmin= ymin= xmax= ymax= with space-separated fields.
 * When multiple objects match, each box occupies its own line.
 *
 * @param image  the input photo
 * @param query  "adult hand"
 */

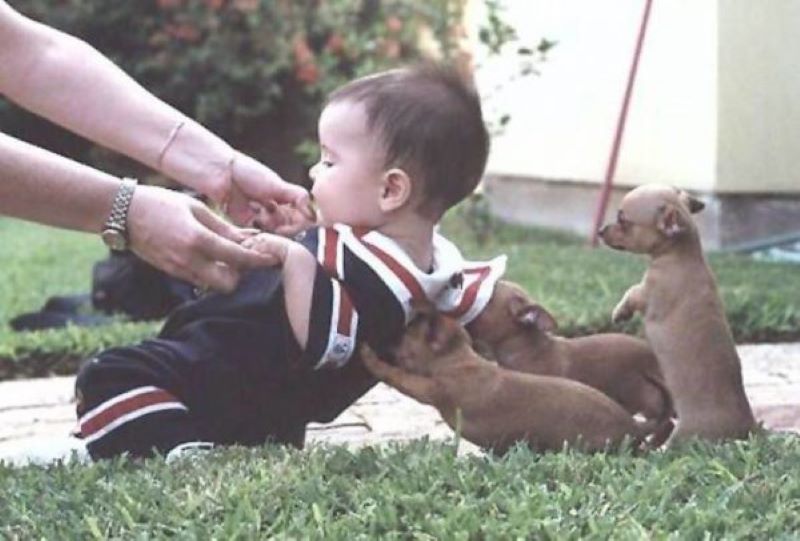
xmin=127 ymin=185 xmax=267 ymax=293
xmin=251 ymin=200 xmax=317 ymax=237
xmin=224 ymin=151 xmax=313 ymax=227
xmin=241 ymin=232 xmax=293 ymax=266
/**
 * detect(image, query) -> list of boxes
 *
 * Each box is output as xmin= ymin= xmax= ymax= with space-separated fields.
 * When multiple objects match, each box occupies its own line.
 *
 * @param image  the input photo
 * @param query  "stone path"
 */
xmin=1 ymin=343 xmax=798 ymax=465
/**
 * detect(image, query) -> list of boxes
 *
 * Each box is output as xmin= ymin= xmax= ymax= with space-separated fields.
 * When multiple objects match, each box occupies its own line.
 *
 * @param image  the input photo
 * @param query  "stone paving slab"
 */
xmin=1 ymin=343 xmax=798 ymax=465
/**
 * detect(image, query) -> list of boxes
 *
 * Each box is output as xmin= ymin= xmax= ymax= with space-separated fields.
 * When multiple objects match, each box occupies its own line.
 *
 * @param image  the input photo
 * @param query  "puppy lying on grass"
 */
xmin=467 ymin=280 xmax=674 ymax=437
xmin=599 ymin=184 xmax=757 ymax=445
xmin=360 ymin=306 xmax=653 ymax=454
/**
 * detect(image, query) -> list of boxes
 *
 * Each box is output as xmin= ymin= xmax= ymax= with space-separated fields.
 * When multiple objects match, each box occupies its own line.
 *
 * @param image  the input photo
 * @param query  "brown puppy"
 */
xmin=599 ymin=183 xmax=757 ymax=444
xmin=360 ymin=308 xmax=650 ymax=454
xmin=466 ymin=280 xmax=673 ymax=431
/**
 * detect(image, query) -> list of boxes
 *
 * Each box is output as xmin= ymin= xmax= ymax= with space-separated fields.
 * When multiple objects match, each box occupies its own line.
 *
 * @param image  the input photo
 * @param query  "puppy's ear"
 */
xmin=678 ymin=190 xmax=705 ymax=214
xmin=424 ymin=313 xmax=445 ymax=352
xmin=426 ymin=313 xmax=463 ymax=353
xmin=510 ymin=297 xmax=557 ymax=332
xmin=687 ymin=196 xmax=705 ymax=214
xmin=657 ymin=204 xmax=689 ymax=238
xmin=411 ymin=298 xmax=436 ymax=314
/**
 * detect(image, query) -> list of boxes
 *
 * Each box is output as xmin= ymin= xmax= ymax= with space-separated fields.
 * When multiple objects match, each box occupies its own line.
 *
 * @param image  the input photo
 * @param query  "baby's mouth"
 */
xmin=307 ymin=195 xmax=321 ymax=224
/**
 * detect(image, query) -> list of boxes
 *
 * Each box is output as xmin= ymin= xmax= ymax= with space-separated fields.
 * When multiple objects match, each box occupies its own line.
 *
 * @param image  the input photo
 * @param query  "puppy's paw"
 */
xmin=611 ymin=301 xmax=633 ymax=323
xmin=359 ymin=345 xmax=390 ymax=378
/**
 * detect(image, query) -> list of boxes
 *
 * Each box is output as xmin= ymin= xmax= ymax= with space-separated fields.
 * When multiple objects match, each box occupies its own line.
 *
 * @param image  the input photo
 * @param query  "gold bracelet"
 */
xmin=156 ymin=119 xmax=186 ymax=171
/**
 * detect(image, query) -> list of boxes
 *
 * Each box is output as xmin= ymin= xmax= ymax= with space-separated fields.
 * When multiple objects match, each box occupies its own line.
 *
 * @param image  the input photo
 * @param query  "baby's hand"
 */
xmin=251 ymin=198 xmax=317 ymax=237
xmin=241 ymin=232 xmax=293 ymax=266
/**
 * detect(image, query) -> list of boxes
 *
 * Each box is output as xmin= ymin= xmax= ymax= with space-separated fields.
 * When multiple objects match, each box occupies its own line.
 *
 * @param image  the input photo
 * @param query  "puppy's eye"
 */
xmin=617 ymin=211 xmax=632 ymax=229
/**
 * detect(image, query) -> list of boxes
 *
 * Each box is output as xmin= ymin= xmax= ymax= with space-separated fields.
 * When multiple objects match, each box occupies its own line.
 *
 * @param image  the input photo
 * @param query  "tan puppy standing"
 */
xmin=360 ymin=307 xmax=651 ymax=454
xmin=466 ymin=280 xmax=673 ymax=430
xmin=598 ymin=184 xmax=757 ymax=444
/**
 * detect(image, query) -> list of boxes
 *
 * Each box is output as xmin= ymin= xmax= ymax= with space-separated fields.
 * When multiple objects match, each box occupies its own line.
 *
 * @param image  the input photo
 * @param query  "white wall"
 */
xmin=717 ymin=0 xmax=800 ymax=193
xmin=470 ymin=0 xmax=799 ymax=194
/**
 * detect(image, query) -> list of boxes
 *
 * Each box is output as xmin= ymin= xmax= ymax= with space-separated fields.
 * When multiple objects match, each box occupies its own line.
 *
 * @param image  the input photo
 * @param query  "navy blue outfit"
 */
xmin=75 ymin=225 xmax=505 ymax=459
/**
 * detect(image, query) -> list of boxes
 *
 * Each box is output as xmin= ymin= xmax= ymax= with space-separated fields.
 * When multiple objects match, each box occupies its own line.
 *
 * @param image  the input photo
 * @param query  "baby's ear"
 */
xmin=379 ymin=168 xmax=412 ymax=213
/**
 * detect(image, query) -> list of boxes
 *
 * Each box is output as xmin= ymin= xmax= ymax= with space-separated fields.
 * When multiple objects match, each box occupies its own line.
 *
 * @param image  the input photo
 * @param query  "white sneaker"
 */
xmin=165 ymin=441 xmax=215 ymax=464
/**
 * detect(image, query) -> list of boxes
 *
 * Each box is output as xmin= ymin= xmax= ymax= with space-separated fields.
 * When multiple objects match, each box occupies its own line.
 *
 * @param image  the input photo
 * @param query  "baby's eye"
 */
xmin=316 ymin=156 xmax=334 ymax=168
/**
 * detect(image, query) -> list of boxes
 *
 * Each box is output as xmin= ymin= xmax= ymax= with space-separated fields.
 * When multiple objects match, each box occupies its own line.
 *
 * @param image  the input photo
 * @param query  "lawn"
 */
xmin=0 ymin=218 xmax=158 ymax=378
xmin=1 ymin=212 xmax=799 ymax=538
xmin=2 ymin=437 xmax=800 ymax=538
xmin=2 ymin=210 xmax=799 ymax=379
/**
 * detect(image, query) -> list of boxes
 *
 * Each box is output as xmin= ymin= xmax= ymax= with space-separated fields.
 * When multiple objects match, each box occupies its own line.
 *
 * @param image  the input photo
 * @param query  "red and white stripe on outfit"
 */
xmin=324 ymin=225 xmax=506 ymax=325
xmin=78 ymin=385 xmax=188 ymax=445
xmin=318 ymin=225 xmax=345 ymax=280
xmin=315 ymin=227 xmax=358 ymax=368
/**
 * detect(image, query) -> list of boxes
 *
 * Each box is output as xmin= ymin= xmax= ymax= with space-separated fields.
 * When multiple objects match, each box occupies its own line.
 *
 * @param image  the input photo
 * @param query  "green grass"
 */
xmin=1 ymin=211 xmax=799 ymax=378
xmin=2 ymin=435 xmax=800 ymax=538
xmin=0 ymin=219 xmax=158 ymax=377
xmin=441 ymin=210 xmax=800 ymax=341
xmin=2 ymin=217 xmax=799 ymax=538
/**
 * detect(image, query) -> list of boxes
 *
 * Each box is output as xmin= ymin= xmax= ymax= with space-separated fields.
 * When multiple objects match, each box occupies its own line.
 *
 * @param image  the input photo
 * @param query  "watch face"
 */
xmin=101 ymin=228 xmax=127 ymax=251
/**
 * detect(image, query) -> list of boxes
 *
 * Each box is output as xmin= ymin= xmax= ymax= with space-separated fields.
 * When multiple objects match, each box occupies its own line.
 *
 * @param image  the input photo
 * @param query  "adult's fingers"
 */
xmin=232 ymin=152 xmax=310 ymax=206
xmin=189 ymin=260 xmax=240 ymax=294
xmin=192 ymin=205 xmax=271 ymax=270
xmin=224 ymin=184 xmax=257 ymax=226
xmin=292 ymin=191 xmax=316 ymax=222
xmin=192 ymin=201 xmax=255 ymax=244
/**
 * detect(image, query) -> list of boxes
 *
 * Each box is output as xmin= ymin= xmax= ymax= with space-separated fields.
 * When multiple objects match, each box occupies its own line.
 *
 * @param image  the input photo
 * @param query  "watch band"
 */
xmin=102 ymin=177 xmax=138 ymax=246
xmin=101 ymin=177 xmax=138 ymax=251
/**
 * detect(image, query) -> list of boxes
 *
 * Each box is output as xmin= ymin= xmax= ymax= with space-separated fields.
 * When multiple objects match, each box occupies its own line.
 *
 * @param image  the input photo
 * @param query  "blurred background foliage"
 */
xmin=1 ymin=0 xmax=530 ymax=187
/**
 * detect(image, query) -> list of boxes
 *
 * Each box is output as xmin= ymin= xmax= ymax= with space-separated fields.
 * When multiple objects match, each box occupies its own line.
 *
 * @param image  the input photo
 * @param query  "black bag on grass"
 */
xmin=10 ymin=251 xmax=194 ymax=331
xmin=91 ymin=250 xmax=194 ymax=321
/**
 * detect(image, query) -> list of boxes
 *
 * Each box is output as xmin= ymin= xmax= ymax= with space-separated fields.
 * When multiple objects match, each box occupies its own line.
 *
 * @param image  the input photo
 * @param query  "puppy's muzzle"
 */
xmin=597 ymin=224 xmax=624 ymax=250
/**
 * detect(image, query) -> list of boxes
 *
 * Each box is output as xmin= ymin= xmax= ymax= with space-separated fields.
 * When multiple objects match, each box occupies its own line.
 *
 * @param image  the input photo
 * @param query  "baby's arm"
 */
xmin=241 ymin=233 xmax=316 ymax=348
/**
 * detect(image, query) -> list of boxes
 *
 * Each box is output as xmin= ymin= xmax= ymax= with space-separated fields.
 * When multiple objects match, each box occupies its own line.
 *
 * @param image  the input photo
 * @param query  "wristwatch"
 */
xmin=101 ymin=178 xmax=138 ymax=251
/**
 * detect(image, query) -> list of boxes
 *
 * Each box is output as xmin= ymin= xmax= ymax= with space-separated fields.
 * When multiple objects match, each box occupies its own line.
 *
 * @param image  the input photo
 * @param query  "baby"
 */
xmin=75 ymin=63 xmax=506 ymax=460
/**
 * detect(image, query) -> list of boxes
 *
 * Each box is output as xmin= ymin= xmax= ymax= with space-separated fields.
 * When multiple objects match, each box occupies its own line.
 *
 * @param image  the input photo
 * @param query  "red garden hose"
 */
xmin=589 ymin=0 xmax=654 ymax=246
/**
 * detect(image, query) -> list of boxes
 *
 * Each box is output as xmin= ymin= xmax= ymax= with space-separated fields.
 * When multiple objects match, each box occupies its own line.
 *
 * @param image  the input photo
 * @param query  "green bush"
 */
xmin=3 ymin=0 xmax=525 ymax=183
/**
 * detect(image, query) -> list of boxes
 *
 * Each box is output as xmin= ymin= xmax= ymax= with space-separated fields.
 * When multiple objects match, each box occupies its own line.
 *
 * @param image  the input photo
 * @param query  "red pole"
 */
xmin=589 ymin=0 xmax=654 ymax=247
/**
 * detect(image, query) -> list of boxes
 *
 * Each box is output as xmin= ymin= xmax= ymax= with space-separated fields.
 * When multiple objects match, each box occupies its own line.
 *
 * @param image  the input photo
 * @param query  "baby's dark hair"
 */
xmin=327 ymin=62 xmax=489 ymax=218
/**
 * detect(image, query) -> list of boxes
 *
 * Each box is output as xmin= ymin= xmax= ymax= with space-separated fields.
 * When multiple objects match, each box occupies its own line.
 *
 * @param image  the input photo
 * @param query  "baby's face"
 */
xmin=310 ymin=100 xmax=387 ymax=227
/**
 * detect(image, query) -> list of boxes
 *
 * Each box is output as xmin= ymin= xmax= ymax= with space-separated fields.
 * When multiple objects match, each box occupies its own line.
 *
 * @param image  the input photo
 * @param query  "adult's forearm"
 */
xmin=0 ymin=3 xmax=233 ymax=198
xmin=0 ymin=132 xmax=118 ymax=233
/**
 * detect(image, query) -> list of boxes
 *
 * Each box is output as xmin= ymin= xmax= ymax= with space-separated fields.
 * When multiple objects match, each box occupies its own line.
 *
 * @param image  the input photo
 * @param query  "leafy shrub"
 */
xmin=2 ymin=0 xmax=527 ymax=184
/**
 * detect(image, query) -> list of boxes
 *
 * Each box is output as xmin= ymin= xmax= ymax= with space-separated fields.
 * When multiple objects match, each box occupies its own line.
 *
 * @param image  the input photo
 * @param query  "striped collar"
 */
xmin=316 ymin=224 xmax=506 ymax=325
